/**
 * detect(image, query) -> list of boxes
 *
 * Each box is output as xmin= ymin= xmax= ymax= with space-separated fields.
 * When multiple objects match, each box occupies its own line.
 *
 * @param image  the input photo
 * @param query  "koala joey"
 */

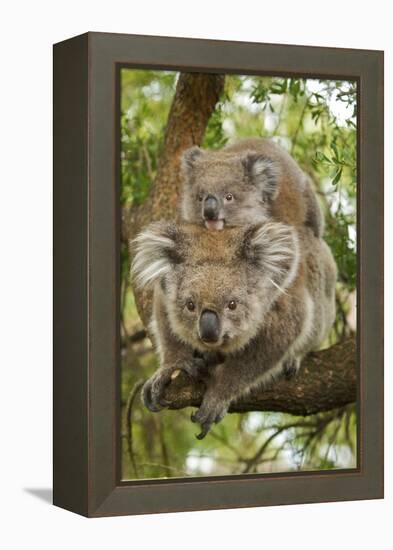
xmin=181 ymin=138 xmax=324 ymax=238
xmin=131 ymin=221 xmax=336 ymax=439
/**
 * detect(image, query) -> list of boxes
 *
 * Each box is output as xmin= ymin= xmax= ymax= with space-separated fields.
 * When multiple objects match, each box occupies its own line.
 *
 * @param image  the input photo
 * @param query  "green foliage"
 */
xmin=202 ymin=103 xmax=229 ymax=149
xmin=120 ymin=69 xmax=357 ymax=480
xmin=120 ymin=70 xmax=176 ymax=205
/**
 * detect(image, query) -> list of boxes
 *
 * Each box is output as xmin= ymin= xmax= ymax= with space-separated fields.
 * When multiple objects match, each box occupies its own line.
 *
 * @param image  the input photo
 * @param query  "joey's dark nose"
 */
xmin=203 ymin=195 xmax=219 ymax=221
xmin=199 ymin=310 xmax=220 ymax=343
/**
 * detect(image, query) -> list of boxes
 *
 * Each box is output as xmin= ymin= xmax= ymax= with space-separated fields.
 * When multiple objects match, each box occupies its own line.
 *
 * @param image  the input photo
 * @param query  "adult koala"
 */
xmin=131 ymin=221 xmax=336 ymax=439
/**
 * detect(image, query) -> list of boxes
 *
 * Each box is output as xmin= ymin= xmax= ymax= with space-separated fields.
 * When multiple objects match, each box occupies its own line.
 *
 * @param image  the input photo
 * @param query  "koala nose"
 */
xmin=203 ymin=195 xmax=219 ymax=220
xmin=199 ymin=310 xmax=220 ymax=343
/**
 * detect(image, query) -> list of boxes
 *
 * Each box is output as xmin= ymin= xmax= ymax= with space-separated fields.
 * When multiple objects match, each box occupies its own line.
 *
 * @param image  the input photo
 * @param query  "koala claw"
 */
xmin=142 ymin=367 xmax=179 ymax=412
xmin=283 ymin=357 xmax=301 ymax=380
xmin=196 ymin=426 xmax=211 ymax=441
xmin=191 ymin=397 xmax=229 ymax=439
xmin=142 ymin=381 xmax=164 ymax=412
xmin=143 ymin=357 xmax=209 ymax=412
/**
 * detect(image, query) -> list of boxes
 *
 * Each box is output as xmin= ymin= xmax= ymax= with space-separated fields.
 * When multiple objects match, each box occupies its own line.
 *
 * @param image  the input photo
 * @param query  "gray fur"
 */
xmin=131 ymin=221 xmax=337 ymax=438
xmin=242 ymin=153 xmax=280 ymax=201
xmin=180 ymin=137 xmax=324 ymax=237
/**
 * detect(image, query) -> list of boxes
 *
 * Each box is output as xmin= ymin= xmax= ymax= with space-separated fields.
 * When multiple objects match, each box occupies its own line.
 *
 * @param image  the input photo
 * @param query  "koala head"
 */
xmin=180 ymin=146 xmax=280 ymax=230
xmin=131 ymin=221 xmax=299 ymax=354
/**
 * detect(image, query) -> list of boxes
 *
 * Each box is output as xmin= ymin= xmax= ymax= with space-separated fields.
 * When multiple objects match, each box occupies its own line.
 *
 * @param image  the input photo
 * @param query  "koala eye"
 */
xmin=225 ymin=193 xmax=234 ymax=201
xmin=186 ymin=300 xmax=196 ymax=312
xmin=197 ymin=194 xmax=203 ymax=202
xmin=228 ymin=300 xmax=237 ymax=310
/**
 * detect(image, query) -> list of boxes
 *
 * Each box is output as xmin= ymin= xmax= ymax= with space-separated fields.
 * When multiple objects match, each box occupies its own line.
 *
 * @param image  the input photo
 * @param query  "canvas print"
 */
xmin=120 ymin=70 xmax=357 ymax=480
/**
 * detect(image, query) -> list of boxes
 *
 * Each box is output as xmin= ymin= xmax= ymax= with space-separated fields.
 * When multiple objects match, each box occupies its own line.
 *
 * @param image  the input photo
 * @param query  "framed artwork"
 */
xmin=53 ymin=32 xmax=384 ymax=517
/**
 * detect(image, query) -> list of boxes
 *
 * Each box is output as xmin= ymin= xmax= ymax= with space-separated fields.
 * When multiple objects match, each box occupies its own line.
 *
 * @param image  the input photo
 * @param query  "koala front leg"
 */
xmin=143 ymin=350 xmax=224 ymax=414
xmin=189 ymin=349 xmax=225 ymax=380
xmin=192 ymin=302 xmax=306 ymax=438
xmin=143 ymin=291 xmax=208 ymax=411
xmin=191 ymin=353 xmax=280 ymax=439
xmin=282 ymin=356 xmax=301 ymax=380
xmin=191 ymin=358 xmax=258 ymax=439
xmin=143 ymin=345 xmax=207 ymax=412
xmin=282 ymin=357 xmax=301 ymax=380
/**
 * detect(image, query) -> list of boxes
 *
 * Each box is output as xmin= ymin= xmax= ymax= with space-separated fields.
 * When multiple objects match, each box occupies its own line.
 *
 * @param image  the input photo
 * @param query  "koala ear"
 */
xmin=242 ymin=153 xmax=280 ymax=201
xmin=181 ymin=146 xmax=204 ymax=177
xmin=241 ymin=222 xmax=299 ymax=291
xmin=130 ymin=222 xmax=183 ymax=289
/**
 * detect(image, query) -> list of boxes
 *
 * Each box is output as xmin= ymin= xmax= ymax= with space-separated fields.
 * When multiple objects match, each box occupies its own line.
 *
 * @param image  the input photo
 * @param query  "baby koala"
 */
xmin=131 ymin=221 xmax=336 ymax=438
xmin=181 ymin=137 xmax=324 ymax=238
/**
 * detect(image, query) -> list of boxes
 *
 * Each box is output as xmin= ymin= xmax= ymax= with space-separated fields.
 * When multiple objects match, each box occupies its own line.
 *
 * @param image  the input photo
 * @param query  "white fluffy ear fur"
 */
xmin=244 ymin=222 xmax=300 ymax=292
xmin=242 ymin=153 xmax=280 ymax=201
xmin=130 ymin=222 xmax=178 ymax=289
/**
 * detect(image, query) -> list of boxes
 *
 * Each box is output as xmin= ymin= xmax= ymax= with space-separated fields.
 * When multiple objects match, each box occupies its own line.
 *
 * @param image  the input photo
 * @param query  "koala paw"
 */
xmin=142 ymin=356 xmax=209 ymax=412
xmin=142 ymin=367 xmax=179 ymax=412
xmin=283 ymin=357 xmax=301 ymax=380
xmin=187 ymin=350 xmax=225 ymax=382
xmin=191 ymin=394 xmax=229 ymax=439
xmin=183 ymin=352 xmax=210 ymax=381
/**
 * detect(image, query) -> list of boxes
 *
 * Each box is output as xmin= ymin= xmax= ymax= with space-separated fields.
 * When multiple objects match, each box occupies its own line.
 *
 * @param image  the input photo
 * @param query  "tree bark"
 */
xmin=163 ymin=337 xmax=356 ymax=416
xmin=123 ymin=72 xmax=225 ymax=239
xmin=124 ymin=72 xmax=225 ymax=324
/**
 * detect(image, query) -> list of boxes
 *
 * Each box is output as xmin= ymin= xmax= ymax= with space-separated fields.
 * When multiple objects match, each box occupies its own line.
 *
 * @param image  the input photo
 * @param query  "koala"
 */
xmin=131 ymin=221 xmax=336 ymax=439
xmin=181 ymin=138 xmax=324 ymax=238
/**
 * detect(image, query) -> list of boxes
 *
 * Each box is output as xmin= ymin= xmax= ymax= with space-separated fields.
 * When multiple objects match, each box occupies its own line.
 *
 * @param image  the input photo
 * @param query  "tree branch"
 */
xmin=163 ymin=337 xmax=356 ymax=416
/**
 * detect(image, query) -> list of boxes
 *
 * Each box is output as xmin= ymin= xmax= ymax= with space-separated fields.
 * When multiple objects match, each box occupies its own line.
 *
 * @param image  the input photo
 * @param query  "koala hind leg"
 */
xmin=282 ymin=357 xmax=301 ymax=380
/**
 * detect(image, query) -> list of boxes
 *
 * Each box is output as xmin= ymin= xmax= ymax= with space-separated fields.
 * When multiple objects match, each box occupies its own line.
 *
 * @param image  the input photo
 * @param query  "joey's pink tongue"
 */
xmin=205 ymin=220 xmax=224 ymax=230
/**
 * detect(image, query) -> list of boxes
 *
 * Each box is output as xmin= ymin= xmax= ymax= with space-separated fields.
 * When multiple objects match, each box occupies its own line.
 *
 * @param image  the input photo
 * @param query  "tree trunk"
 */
xmin=163 ymin=337 xmax=356 ymax=416
xmin=124 ymin=72 xmax=225 ymax=324
xmin=123 ymin=72 xmax=225 ymax=238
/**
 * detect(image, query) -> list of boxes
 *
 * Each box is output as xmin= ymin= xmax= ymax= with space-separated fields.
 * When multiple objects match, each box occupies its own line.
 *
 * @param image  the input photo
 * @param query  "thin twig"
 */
xmin=142 ymin=145 xmax=154 ymax=181
xmin=291 ymin=98 xmax=308 ymax=153
xmin=272 ymin=94 xmax=287 ymax=137
xmin=157 ymin=416 xmax=171 ymax=476
xmin=243 ymin=425 xmax=291 ymax=473
xmin=208 ymin=429 xmax=245 ymax=460
xmin=124 ymin=379 xmax=145 ymax=478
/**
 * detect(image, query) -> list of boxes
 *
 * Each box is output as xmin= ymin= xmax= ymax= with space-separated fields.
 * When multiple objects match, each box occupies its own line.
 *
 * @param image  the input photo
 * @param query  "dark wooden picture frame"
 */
xmin=53 ymin=32 xmax=383 ymax=517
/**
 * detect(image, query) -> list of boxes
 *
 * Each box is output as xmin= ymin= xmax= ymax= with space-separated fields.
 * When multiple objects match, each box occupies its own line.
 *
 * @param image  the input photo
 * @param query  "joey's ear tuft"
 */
xmin=241 ymin=222 xmax=299 ymax=290
xmin=242 ymin=153 xmax=280 ymax=201
xmin=181 ymin=146 xmax=204 ymax=176
xmin=130 ymin=222 xmax=184 ymax=289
